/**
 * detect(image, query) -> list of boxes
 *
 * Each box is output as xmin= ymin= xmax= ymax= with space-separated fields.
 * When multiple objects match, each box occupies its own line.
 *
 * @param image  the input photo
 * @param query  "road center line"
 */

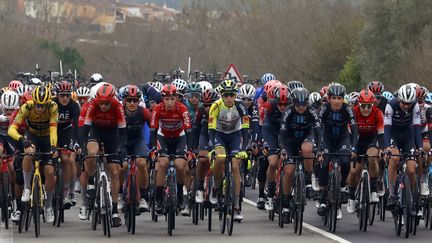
xmin=243 ymin=198 xmax=352 ymax=243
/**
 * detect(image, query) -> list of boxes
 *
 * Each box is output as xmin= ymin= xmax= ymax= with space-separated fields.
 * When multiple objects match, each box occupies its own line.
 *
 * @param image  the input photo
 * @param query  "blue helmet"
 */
xmin=382 ymin=91 xmax=394 ymax=100
xmin=261 ymin=73 xmax=276 ymax=85
xmin=426 ymin=92 xmax=432 ymax=104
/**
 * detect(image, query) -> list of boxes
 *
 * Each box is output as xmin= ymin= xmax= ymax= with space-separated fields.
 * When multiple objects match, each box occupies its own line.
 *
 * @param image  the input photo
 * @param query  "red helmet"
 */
xmin=416 ymin=86 xmax=428 ymax=100
xmin=201 ymin=88 xmax=218 ymax=103
xmin=96 ymin=83 xmax=115 ymax=102
xmin=56 ymin=81 xmax=72 ymax=93
xmin=9 ymin=80 xmax=22 ymax=91
xmin=367 ymin=81 xmax=384 ymax=95
xmin=267 ymin=82 xmax=282 ymax=99
xmin=123 ymin=85 xmax=142 ymax=98
xmin=264 ymin=80 xmax=282 ymax=94
xmin=358 ymin=89 xmax=375 ymax=104
xmin=161 ymin=84 xmax=177 ymax=97
xmin=275 ymin=85 xmax=289 ymax=104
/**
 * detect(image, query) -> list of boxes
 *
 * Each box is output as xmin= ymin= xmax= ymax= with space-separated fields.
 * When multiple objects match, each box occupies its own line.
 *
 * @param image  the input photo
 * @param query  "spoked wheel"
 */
xmin=1 ymin=173 xmax=10 ymax=229
xmin=33 ymin=177 xmax=41 ymax=238
xmin=394 ymin=206 xmax=402 ymax=236
xmin=53 ymin=170 xmax=63 ymax=227
xmin=101 ymin=178 xmax=111 ymax=238
xmin=219 ymin=200 xmax=227 ymax=234
xmin=130 ymin=176 xmax=137 ymax=234
xmin=327 ymin=173 xmax=338 ymax=233
xmin=226 ymin=175 xmax=235 ymax=236
xmin=359 ymin=175 xmax=369 ymax=232
xmin=403 ymin=206 xmax=411 ymax=238
xmin=294 ymin=172 xmax=305 ymax=235
xmin=167 ymin=202 xmax=175 ymax=236
xmin=328 ymin=203 xmax=337 ymax=233
xmin=379 ymin=193 xmax=388 ymax=222
xmin=91 ymin=206 xmax=98 ymax=231
xmin=277 ymin=171 xmax=284 ymax=228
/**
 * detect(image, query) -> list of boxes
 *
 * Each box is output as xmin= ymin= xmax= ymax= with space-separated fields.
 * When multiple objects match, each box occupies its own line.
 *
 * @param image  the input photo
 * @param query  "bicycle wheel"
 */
xmin=18 ymin=203 xmax=28 ymax=233
xmin=102 ymin=177 xmax=111 ymax=238
xmin=411 ymin=178 xmax=420 ymax=236
xmin=167 ymin=202 xmax=173 ymax=236
xmin=380 ymin=192 xmax=387 ymax=222
xmin=360 ymin=174 xmax=369 ymax=232
xmin=278 ymin=170 xmax=284 ymax=228
xmin=53 ymin=169 xmax=62 ymax=227
xmin=327 ymin=172 xmax=338 ymax=233
xmin=207 ymin=204 xmax=212 ymax=231
xmin=402 ymin=176 xmax=411 ymax=239
xmin=394 ymin=205 xmax=402 ymax=236
xmin=1 ymin=172 xmax=9 ymax=229
xmin=131 ymin=175 xmax=137 ymax=234
xmin=294 ymin=171 xmax=305 ymax=235
xmin=33 ymin=176 xmax=41 ymax=238
xmin=226 ymin=174 xmax=235 ymax=236
xmin=369 ymin=203 xmax=377 ymax=226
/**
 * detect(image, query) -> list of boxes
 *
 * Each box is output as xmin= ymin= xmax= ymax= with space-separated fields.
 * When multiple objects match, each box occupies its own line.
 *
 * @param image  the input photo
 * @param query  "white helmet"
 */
xmin=150 ymin=81 xmax=163 ymax=92
xmin=90 ymin=73 xmax=103 ymax=85
xmin=199 ymin=81 xmax=213 ymax=93
xmin=76 ymin=86 xmax=91 ymax=97
xmin=238 ymin=84 xmax=256 ymax=99
xmin=348 ymin=92 xmax=359 ymax=104
xmin=16 ymin=84 xmax=31 ymax=96
xmin=309 ymin=92 xmax=321 ymax=104
xmin=29 ymin=78 xmax=42 ymax=85
xmin=398 ymin=84 xmax=417 ymax=103
xmin=1 ymin=90 xmax=20 ymax=109
xmin=90 ymin=82 xmax=107 ymax=99
xmin=171 ymin=78 xmax=187 ymax=94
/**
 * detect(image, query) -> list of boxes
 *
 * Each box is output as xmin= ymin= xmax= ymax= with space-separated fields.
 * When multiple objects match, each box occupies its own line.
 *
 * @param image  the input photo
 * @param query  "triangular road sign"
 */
xmin=223 ymin=64 xmax=243 ymax=83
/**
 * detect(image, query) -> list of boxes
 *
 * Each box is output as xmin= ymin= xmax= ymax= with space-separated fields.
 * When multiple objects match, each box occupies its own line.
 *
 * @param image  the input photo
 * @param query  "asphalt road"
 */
xmin=3 ymin=197 xmax=334 ymax=243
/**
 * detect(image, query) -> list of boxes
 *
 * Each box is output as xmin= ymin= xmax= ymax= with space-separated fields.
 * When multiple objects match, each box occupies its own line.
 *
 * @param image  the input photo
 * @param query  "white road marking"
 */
xmin=243 ymin=198 xmax=352 ymax=243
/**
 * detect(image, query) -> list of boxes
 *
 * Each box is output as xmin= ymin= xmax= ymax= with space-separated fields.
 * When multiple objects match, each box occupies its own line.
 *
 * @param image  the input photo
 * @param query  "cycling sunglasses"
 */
xmin=242 ymin=98 xmax=253 ymax=102
xmin=125 ymin=98 xmax=139 ymax=103
xmin=401 ymin=101 xmax=413 ymax=106
xmin=222 ymin=93 xmax=235 ymax=98
xmin=359 ymin=103 xmax=372 ymax=109
xmin=203 ymin=103 xmax=212 ymax=108
xmin=58 ymin=93 xmax=71 ymax=98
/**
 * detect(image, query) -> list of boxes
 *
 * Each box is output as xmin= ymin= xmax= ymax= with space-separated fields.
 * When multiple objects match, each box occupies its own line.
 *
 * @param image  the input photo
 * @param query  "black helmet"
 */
xmin=287 ymin=80 xmax=304 ymax=92
xmin=328 ymin=83 xmax=346 ymax=97
xmin=290 ymin=87 xmax=310 ymax=104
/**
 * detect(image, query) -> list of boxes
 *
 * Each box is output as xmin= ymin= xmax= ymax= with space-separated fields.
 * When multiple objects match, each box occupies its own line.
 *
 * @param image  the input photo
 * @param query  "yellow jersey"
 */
xmin=208 ymin=98 xmax=249 ymax=134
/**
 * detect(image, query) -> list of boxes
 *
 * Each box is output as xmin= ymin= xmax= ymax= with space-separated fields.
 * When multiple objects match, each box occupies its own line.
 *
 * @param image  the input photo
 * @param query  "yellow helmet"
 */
xmin=32 ymin=85 xmax=52 ymax=104
xmin=219 ymin=79 xmax=238 ymax=94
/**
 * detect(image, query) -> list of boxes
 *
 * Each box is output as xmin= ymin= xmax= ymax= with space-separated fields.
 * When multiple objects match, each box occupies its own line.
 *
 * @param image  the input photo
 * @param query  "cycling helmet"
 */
xmin=416 ymin=86 xmax=428 ymax=100
xmin=199 ymin=81 xmax=213 ymax=93
xmin=397 ymin=84 xmax=416 ymax=103
xmin=76 ymin=86 xmax=91 ymax=97
xmin=201 ymin=87 xmax=218 ymax=103
xmin=367 ymin=81 xmax=384 ymax=95
xmin=16 ymin=84 xmax=31 ymax=97
xmin=320 ymin=85 xmax=329 ymax=98
xmin=29 ymin=78 xmax=42 ymax=86
xmin=32 ymin=85 xmax=52 ymax=104
xmin=238 ymin=84 xmax=256 ymax=99
xmin=152 ymin=81 xmax=163 ymax=92
xmin=290 ymin=87 xmax=310 ymax=104
xmin=161 ymin=83 xmax=177 ymax=96
xmin=90 ymin=82 xmax=106 ymax=100
xmin=219 ymin=79 xmax=238 ymax=94
xmin=171 ymin=79 xmax=187 ymax=94
xmin=187 ymin=82 xmax=201 ymax=94
xmin=0 ymin=87 xmax=12 ymax=97
xmin=348 ymin=92 xmax=360 ymax=104
xmin=261 ymin=73 xmax=276 ymax=85
xmin=358 ymin=89 xmax=375 ymax=104
xmin=267 ymin=82 xmax=282 ymax=99
xmin=287 ymin=80 xmax=304 ymax=92
xmin=123 ymin=85 xmax=142 ymax=99
xmin=309 ymin=92 xmax=321 ymax=104
xmin=90 ymin=73 xmax=103 ymax=85
xmin=274 ymin=85 xmax=289 ymax=104
xmin=56 ymin=81 xmax=72 ymax=93
xmin=327 ymin=83 xmax=346 ymax=97
xmin=382 ymin=91 xmax=394 ymax=100
xmin=426 ymin=93 xmax=432 ymax=104
xmin=264 ymin=80 xmax=282 ymax=94
xmin=8 ymin=80 xmax=22 ymax=91
xmin=96 ymin=83 xmax=115 ymax=102
xmin=1 ymin=90 xmax=19 ymax=109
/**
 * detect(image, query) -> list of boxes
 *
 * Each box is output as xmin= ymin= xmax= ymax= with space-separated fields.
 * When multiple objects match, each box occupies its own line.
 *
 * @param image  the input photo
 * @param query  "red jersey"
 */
xmin=150 ymin=101 xmax=191 ymax=138
xmin=84 ymin=99 xmax=126 ymax=129
xmin=78 ymin=102 xmax=91 ymax=127
xmin=353 ymin=105 xmax=384 ymax=140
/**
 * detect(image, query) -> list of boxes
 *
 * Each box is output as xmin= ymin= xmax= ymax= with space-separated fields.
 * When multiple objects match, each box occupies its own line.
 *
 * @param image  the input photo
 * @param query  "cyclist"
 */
xmin=89 ymin=73 xmax=103 ymax=87
xmin=384 ymin=84 xmax=422 ymax=210
xmin=76 ymin=86 xmax=91 ymax=107
xmin=309 ymin=92 xmax=322 ymax=111
xmin=52 ymin=81 xmax=80 ymax=208
xmin=122 ymin=85 xmax=152 ymax=211
xmin=0 ymin=91 xmax=20 ymax=221
xmin=150 ymin=84 xmax=193 ymax=215
xmin=82 ymin=83 xmax=126 ymax=227
xmin=367 ymin=81 xmax=387 ymax=114
xmin=8 ymin=85 xmax=59 ymax=223
xmin=254 ymin=73 xmax=276 ymax=102
xmin=279 ymin=87 xmax=321 ymax=223
xmin=260 ymin=85 xmax=289 ymax=212
xmin=346 ymin=90 xmax=384 ymax=214
xmin=317 ymin=83 xmax=358 ymax=220
xmin=195 ymin=87 xmax=219 ymax=203
xmin=415 ymin=86 xmax=431 ymax=196
xmin=208 ymin=79 xmax=250 ymax=221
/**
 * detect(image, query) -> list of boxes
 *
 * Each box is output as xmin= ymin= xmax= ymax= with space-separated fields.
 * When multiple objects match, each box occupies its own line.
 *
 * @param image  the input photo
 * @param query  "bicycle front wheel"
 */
xmin=33 ymin=176 xmax=41 ymax=238
xmin=226 ymin=174 xmax=235 ymax=236
xmin=294 ymin=171 xmax=305 ymax=235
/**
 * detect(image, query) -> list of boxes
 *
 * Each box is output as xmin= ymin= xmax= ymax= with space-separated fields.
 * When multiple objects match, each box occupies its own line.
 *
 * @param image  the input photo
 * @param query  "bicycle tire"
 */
xmin=360 ymin=174 xmax=369 ymax=232
xmin=278 ymin=170 xmax=284 ymax=228
xmin=295 ymin=171 xmax=305 ymax=235
xmin=369 ymin=202 xmax=376 ymax=226
xmin=102 ymin=177 xmax=111 ymax=238
xmin=1 ymin=172 xmax=9 ymax=229
xmin=411 ymin=178 xmax=420 ymax=236
xmin=402 ymin=176 xmax=411 ymax=239
xmin=132 ymin=175 xmax=137 ymax=234
xmin=18 ymin=203 xmax=27 ymax=233
xmin=167 ymin=203 xmax=173 ymax=236
xmin=54 ymin=167 xmax=63 ymax=227
xmin=226 ymin=174 xmax=235 ymax=236
xmin=25 ymin=203 xmax=31 ymax=231
xmin=394 ymin=205 xmax=402 ymax=236
xmin=380 ymin=192 xmax=387 ymax=222
xmin=207 ymin=174 xmax=213 ymax=232
xmin=429 ymin=200 xmax=432 ymax=230
xmin=92 ymin=206 xmax=98 ymax=231
xmin=327 ymin=171 xmax=338 ymax=233
xmin=33 ymin=176 xmax=41 ymax=238
xmin=219 ymin=197 xmax=227 ymax=234
xmin=207 ymin=204 xmax=212 ymax=231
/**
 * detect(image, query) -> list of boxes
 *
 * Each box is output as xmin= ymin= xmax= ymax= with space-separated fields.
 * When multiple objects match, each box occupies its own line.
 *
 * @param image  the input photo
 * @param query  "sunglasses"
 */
xmin=294 ymin=102 xmax=307 ymax=107
xmin=3 ymin=108 xmax=15 ymax=113
xmin=401 ymin=101 xmax=413 ymax=106
xmin=126 ymin=98 xmax=139 ymax=103
xmin=203 ymin=103 xmax=212 ymax=108
xmin=189 ymin=93 xmax=201 ymax=99
xmin=242 ymin=98 xmax=253 ymax=102
xmin=58 ymin=93 xmax=71 ymax=98
xmin=278 ymin=103 xmax=288 ymax=107
xmin=99 ymin=101 xmax=111 ymax=107
xmin=418 ymin=99 xmax=425 ymax=104
xmin=222 ymin=93 xmax=235 ymax=98
xmin=359 ymin=103 xmax=372 ymax=109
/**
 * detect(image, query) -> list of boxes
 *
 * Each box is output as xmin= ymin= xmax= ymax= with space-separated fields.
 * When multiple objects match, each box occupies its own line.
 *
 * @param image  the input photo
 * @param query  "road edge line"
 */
xmin=243 ymin=198 xmax=352 ymax=243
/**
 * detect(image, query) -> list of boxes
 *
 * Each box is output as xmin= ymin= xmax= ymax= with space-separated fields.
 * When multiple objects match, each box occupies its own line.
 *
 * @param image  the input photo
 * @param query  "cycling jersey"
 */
xmin=208 ymin=99 xmax=249 ymax=134
xmin=185 ymin=100 xmax=203 ymax=150
xmin=9 ymin=100 xmax=58 ymax=147
xmin=376 ymin=97 xmax=388 ymax=114
xmin=246 ymin=102 xmax=260 ymax=143
xmin=353 ymin=105 xmax=384 ymax=148
xmin=260 ymin=100 xmax=287 ymax=155
xmin=150 ymin=101 xmax=191 ymax=138
xmin=418 ymin=103 xmax=432 ymax=139
xmin=279 ymin=105 xmax=321 ymax=145
xmin=384 ymin=98 xmax=422 ymax=149
xmin=0 ymin=114 xmax=10 ymax=136
xmin=84 ymin=99 xmax=126 ymax=129
xmin=53 ymin=98 xmax=80 ymax=130
xmin=125 ymin=106 xmax=151 ymax=146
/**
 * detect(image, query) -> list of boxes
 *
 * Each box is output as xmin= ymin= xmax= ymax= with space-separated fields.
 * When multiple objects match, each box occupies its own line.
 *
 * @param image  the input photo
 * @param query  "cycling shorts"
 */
xmin=157 ymin=135 xmax=186 ymax=158
xmin=214 ymin=130 xmax=241 ymax=156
